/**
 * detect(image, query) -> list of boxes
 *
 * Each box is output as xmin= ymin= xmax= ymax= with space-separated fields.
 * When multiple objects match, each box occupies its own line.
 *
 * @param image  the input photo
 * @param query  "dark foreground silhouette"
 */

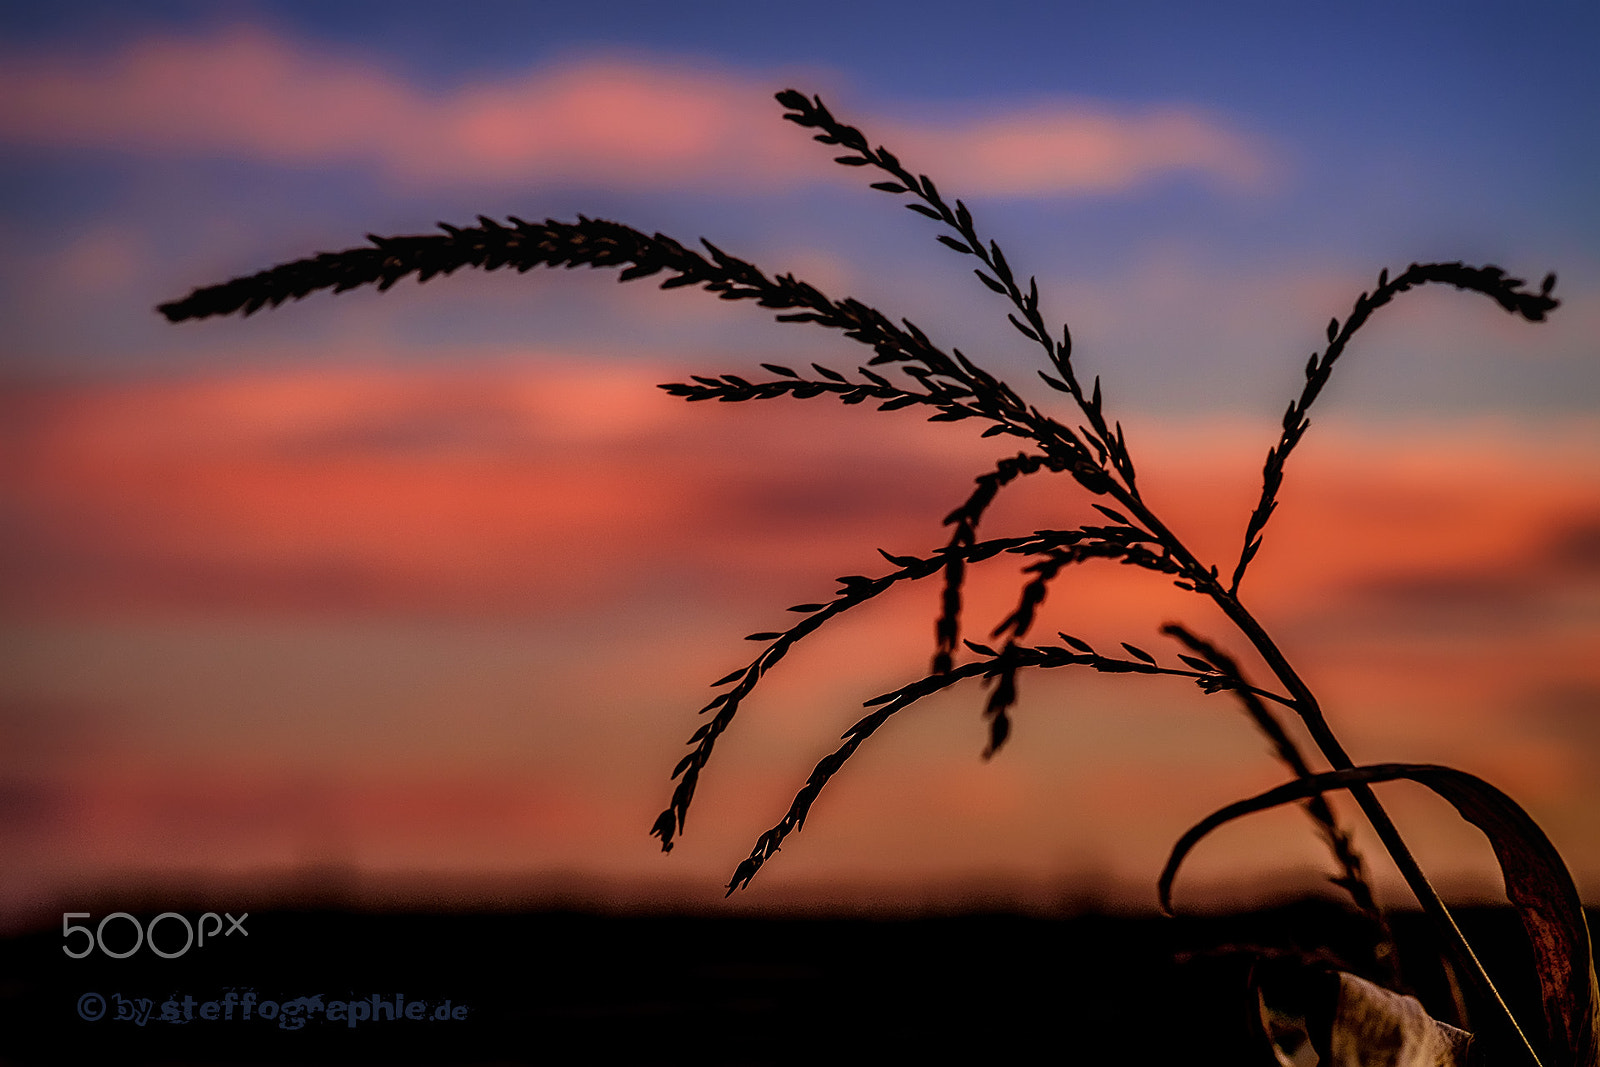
xmin=1 ymin=899 xmax=1567 ymax=1065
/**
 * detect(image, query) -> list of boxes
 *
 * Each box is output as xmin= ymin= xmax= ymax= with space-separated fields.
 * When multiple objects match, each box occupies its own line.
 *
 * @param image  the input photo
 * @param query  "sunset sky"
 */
xmin=1 ymin=2 xmax=1597 ymax=929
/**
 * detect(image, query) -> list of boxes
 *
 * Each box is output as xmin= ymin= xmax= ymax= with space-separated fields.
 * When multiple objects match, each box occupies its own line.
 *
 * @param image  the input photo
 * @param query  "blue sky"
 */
xmin=1 ymin=0 xmax=1594 ymax=411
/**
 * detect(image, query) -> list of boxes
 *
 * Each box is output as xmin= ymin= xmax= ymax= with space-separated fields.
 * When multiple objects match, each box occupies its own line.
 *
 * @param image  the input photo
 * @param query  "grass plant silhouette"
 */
xmin=161 ymin=89 xmax=1595 ymax=1065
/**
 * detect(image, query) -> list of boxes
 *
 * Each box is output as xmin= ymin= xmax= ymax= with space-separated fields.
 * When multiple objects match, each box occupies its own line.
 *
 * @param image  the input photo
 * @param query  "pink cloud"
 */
xmin=0 ymin=26 xmax=1271 ymax=194
xmin=890 ymin=106 xmax=1269 ymax=195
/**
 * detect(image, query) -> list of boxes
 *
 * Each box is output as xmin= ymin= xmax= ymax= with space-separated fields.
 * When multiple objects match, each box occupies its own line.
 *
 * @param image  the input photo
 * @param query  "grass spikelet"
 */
xmin=161 ymin=86 xmax=1577 ymax=1067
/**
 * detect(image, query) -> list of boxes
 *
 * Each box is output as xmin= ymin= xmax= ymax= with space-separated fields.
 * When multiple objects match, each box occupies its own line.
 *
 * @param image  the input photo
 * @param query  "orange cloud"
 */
xmin=0 ymin=26 xmax=1271 ymax=194
xmin=0 ymin=364 xmax=997 ymax=615
xmin=4 ymin=368 xmax=1597 ymax=626
xmin=3 ymin=366 xmax=1599 ymax=916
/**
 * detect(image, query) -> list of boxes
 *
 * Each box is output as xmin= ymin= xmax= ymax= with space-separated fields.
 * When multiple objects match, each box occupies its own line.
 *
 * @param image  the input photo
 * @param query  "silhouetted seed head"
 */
xmin=157 ymin=88 xmax=1581 ymax=1065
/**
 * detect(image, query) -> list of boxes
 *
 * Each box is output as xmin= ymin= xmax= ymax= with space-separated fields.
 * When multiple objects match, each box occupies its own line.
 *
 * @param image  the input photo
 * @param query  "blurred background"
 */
xmin=1 ymin=1 xmax=1596 ymax=931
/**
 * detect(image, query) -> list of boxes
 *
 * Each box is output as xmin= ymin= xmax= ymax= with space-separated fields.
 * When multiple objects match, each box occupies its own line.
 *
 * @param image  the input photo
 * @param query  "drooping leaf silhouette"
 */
xmin=1162 ymin=622 xmax=1392 ymax=975
xmin=1161 ymin=763 xmax=1598 ymax=1067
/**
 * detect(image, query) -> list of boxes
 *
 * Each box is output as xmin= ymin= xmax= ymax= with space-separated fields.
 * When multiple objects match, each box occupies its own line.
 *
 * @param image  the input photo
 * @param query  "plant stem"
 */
xmin=1110 ymin=486 xmax=1544 ymax=1064
xmin=986 ymin=347 xmax=1536 ymax=1053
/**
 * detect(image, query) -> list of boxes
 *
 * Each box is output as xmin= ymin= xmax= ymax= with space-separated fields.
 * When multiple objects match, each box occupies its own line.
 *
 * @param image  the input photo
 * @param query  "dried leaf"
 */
xmin=1161 ymin=763 xmax=1599 ymax=1067
xmin=1259 ymin=964 xmax=1474 ymax=1067
xmin=1323 ymin=973 xmax=1474 ymax=1067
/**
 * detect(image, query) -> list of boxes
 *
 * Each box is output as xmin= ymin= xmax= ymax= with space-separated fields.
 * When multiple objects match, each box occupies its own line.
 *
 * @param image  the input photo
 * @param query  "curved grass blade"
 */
xmin=725 ymin=662 xmax=990 ymax=893
xmin=1230 ymin=264 xmax=1560 ymax=595
xmin=1160 ymin=623 xmax=1389 ymax=960
xmin=661 ymin=524 xmax=1207 ymax=848
xmin=728 ymin=638 xmax=1252 ymax=892
xmin=160 ymin=214 xmax=1114 ymax=496
xmin=776 ymin=89 xmax=1139 ymax=495
xmin=934 ymin=451 xmax=1066 ymax=674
